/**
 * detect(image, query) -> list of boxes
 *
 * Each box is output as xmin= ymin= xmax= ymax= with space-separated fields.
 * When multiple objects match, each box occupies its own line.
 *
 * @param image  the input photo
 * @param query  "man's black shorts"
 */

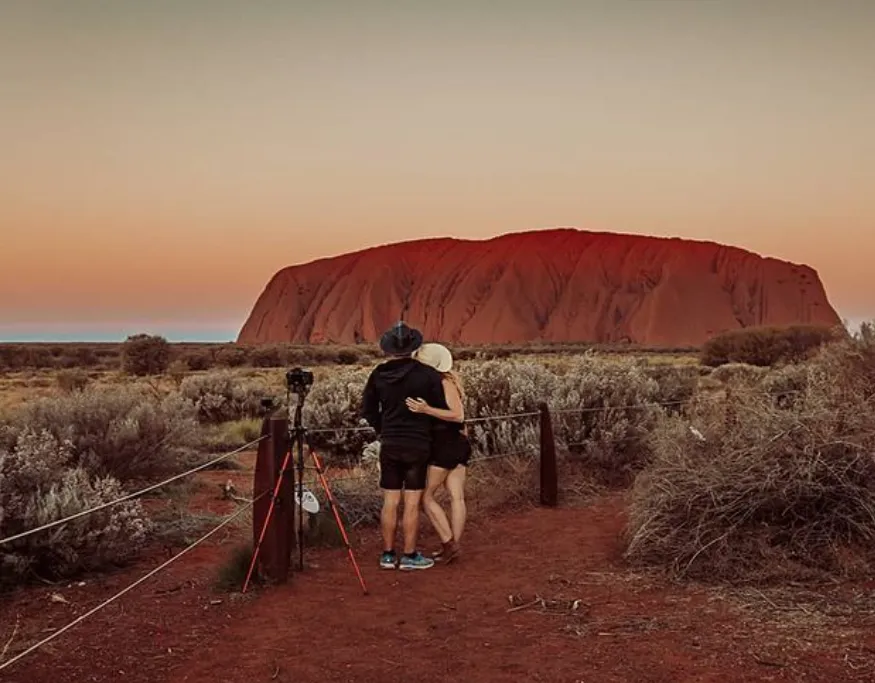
xmin=379 ymin=444 xmax=430 ymax=491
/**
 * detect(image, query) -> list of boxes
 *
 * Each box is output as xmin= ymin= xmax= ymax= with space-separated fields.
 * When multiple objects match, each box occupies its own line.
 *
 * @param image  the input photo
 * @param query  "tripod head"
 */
xmin=285 ymin=367 xmax=314 ymax=430
xmin=286 ymin=367 xmax=314 ymax=398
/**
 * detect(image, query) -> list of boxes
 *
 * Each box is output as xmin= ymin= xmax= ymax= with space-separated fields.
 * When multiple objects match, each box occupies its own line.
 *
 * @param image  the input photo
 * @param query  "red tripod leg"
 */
xmin=242 ymin=448 xmax=294 ymax=593
xmin=311 ymin=450 xmax=369 ymax=596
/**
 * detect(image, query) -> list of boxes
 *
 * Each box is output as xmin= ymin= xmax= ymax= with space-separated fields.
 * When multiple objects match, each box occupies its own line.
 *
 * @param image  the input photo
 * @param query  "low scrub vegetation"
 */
xmin=0 ymin=429 xmax=151 ymax=586
xmin=302 ymin=353 xmax=685 ymax=484
xmin=3 ymin=385 xmax=201 ymax=484
xmin=700 ymin=324 xmax=841 ymax=368
xmin=625 ymin=326 xmax=875 ymax=582
xmin=6 ymin=323 xmax=873 ymax=591
xmin=179 ymin=370 xmax=271 ymax=425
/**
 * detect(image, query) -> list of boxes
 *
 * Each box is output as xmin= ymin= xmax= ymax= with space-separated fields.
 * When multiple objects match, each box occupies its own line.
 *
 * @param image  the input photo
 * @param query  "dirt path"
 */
xmin=3 ymin=494 xmax=873 ymax=683
xmin=166 ymin=497 xmax=873 ymax=683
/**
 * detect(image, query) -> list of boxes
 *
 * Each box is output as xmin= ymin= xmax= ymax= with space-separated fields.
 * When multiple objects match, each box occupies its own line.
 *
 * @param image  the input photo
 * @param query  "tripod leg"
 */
xmin=311 ymin=450 xmax=369 ymax=596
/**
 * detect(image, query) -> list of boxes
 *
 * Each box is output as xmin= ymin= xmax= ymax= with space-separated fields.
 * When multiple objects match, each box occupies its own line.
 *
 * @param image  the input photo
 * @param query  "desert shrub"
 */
xmin=0 ymin=429 xmax=151 ymax=586
xmin=249 ymin=345 xmax=285 ymax=368
xmin=167 ymin=359 xmax=189 ymax=386
xmin=3 ymin=386 xmax=200 ymax=483
xmin=122 ymin=334 xmax=171 ymax=376
xmin=709 ymin=362 xmax=768 ymax=386
xmin=0 ymin=345 xmax=56 ymax=370
xmin=300 ymin=354 xmax=673 ymax=481
xmin=625 ymin=331 xmax=875 ymax=582
xmin=642 ymin=363 xmax=699 ymax=410
xmin=182 ymin=350 xmax=213 ymax=371
xmin=56 ymin=346 xmax=100 ymax=369
xmin=303 ymin=366 xmax=373 ymax=466
xmin=56 ymin=368 xmax=90 ymax=393
xmin=335 ymin=349 xmax=360 ymax=365
xmin=214 ymin=345 xmax=250 ymax=368
xmin=461 ymin=360 xmax=558 ymax=458
xmin=760 ymin=363 xmax=811 ymax=408
xmin=179 ymin=370 xmax=269 ymax=424
xmin=700 ymin=324 xmax=840 ymax=368
xmin=549 ymin=355 xmax=664 ymax=486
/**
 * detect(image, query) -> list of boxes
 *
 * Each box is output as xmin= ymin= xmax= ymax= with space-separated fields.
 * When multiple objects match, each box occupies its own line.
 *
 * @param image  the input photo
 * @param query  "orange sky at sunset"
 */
xmin=2 ymin=1 xmax=873 ymax=341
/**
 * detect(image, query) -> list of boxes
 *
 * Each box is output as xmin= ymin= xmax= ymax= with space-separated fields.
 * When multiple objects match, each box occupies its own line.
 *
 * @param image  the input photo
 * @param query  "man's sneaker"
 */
xmin=399 ymin=551 xmax=435 ymax=571
xmin=379 ymin=551 xmax=397 ymax=570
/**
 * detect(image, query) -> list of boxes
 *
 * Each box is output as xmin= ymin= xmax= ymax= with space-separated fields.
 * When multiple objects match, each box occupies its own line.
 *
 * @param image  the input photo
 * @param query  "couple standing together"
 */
xmin=361 ymin=321 xmax=472 ymax=571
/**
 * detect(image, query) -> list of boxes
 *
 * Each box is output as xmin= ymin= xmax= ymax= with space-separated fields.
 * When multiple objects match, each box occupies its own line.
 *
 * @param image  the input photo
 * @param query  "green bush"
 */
xmin=122 ymin=334 xmax=171 ymax=376
xmin=700 ymin=324 xmax=840 ymax=367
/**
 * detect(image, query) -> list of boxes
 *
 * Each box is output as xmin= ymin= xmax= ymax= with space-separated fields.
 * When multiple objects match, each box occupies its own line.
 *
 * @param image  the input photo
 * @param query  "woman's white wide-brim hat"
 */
xmin=413 ymin=343 xmax=453 ymax=373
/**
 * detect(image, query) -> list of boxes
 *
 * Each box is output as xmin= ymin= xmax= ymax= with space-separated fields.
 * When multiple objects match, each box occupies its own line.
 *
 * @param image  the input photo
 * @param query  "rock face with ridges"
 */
xmin=237 ymin=229 xmax=841 ymax=347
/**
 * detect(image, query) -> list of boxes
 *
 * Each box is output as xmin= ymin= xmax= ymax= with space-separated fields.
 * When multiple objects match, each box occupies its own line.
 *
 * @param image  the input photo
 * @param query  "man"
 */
xmin=362 ymin=321 xmax=445 ymax=571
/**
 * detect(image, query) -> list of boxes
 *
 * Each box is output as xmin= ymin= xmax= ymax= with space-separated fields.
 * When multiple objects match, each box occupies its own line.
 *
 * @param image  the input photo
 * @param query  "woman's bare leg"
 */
xmin=422 ymin=466 xmax=452 ymax=543
xmin=445 ymin=465 xmax=468 ymax=543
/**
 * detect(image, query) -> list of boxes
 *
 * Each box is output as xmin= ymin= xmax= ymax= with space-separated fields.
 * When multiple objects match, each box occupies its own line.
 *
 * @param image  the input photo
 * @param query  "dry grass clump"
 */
xmin=0 ymin=429 xmax=151 ymax=587
xmin=2 ymin=385 xmax=200 ymax=484
xmin=200 ymin=418 xmax=263 ymax=453
xmin=625 ymin=329 xmax=875 ymax=582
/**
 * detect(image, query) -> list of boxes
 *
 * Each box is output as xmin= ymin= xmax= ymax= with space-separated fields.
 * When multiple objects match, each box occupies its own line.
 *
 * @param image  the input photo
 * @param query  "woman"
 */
xmin=406 ymin=343 xmax=470 ymax=564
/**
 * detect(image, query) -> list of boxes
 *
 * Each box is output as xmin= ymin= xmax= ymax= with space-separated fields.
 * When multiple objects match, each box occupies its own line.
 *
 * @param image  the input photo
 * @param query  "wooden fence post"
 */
xmin=252 ymin=415 xmax=295 ymax=583
xmin=538 ymin=402 xmax=558 ymax=507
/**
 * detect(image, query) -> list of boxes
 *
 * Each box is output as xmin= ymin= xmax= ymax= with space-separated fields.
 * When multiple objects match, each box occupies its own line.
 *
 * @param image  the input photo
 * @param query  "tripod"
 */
xmin=243 ymin=373 xmax=368 ymax=595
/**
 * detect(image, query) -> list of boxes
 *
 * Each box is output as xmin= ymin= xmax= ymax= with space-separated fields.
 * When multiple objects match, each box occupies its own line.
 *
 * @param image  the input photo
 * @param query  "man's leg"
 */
xmin=401 ymin=489 xmax=424 ymax=554
xmin=398 ymin=456 xmax=435 ymax=570
xmin=381 ymin=490 xmax=401 ymax=554
xmin=379 ymin=448 xmax=404 ymax=569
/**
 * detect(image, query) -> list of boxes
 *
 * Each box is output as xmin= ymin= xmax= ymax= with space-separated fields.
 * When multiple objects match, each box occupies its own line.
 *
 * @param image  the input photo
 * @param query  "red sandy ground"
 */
xmin=2 ymin=460 xmax=874 ymax=683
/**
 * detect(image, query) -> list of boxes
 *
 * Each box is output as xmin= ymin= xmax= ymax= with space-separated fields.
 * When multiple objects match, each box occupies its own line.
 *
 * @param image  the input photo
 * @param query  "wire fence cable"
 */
xmin=0 ymin=495 xmax=261 ymax=673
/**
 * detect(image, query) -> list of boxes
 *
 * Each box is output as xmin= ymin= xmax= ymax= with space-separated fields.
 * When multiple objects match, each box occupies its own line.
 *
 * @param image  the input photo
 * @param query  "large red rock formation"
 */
xmin=237 ymin=229 xmax=841 ymax=347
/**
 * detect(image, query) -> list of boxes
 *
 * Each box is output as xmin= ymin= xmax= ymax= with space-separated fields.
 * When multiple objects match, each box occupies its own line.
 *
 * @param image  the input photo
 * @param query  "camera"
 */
xmin=286 ymin=367 xmax=314 ymax=396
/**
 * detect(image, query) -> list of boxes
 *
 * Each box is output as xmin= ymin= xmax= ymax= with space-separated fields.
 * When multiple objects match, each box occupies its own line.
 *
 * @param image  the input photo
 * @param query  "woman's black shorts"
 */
xmin=430 ymin=431 xmax=472 ymax=470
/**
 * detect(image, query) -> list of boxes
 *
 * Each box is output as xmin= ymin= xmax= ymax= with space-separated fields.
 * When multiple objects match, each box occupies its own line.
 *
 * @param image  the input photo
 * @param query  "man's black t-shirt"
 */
xmin=361 ymin=357 xmax=447 ymax=455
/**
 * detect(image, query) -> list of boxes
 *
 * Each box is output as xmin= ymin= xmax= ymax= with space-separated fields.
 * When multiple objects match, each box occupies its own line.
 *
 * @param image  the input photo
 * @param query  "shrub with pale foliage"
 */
xmin=1 ymin=429 xmax=151 ymax=586
xmin=180 ymin=370 xmax=269 ymax=424
xmin=303 ymin=353 xmax=678 ymax=482
xmin=3 ymin=385 xmax=200 ymax=484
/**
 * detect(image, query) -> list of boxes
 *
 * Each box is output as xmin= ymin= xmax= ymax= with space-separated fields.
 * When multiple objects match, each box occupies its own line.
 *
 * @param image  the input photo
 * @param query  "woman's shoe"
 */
xmin=433 ymin=539 xmax=460 ymax=564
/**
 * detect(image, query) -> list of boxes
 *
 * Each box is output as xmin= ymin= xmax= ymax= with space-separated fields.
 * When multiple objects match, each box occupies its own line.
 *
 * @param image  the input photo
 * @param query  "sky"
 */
xmin=1 ymin=0 xmax=873 ymax=342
